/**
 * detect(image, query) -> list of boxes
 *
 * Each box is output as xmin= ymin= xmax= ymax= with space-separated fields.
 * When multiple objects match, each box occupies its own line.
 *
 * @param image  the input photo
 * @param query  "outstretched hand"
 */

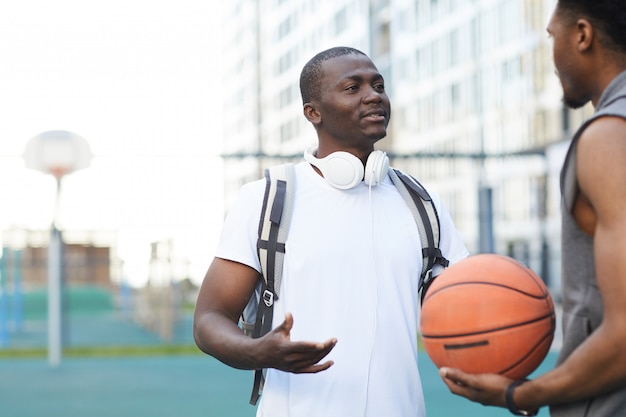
xmin=439 ymin=367 xmax=512 ymax=408
xmin=257 ymin=312 xmax=337 ymax=374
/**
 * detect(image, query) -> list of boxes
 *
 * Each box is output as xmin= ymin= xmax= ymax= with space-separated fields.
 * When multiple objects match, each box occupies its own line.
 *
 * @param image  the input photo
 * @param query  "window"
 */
xmin=334 ymin=7 xmax=347 ymax=35
xmin=450 ymin=29 xmax=459 ymax=67
xmin=278 ymin=85 xmax=294 ymax=109
xmin=277 ymin=50 xmax=297 ymax=74
xmin=278 ymin=14 xmax=295 ymax=39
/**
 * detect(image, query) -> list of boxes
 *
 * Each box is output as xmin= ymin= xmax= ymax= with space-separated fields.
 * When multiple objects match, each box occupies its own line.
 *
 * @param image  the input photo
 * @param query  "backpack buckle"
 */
xmin=423 ymin=269 xmax=434 ymax=286
xmin=262 ymin=290 xmax=274 ymax=307
xmin=420 ymin=269 xmax=436 ymax=305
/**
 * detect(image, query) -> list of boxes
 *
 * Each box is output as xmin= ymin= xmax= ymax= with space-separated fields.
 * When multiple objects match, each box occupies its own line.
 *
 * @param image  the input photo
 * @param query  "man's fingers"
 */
xmin=266 ymin=314 xmax=338 ymax=374
xmin=280 ymin=312 xmax=294 ymax=334
xmin=440 ymin=367 xmax=468 ymax=385
xmin=276 ymin=338 xmax=337 ymax=373
xmin=440 ymin=367 xmax=476 ymax=397
xmin=299 ymin=338 xmax=337 ymax=353
xmin=293 ymin=360 xmax=335 ymax=374
xmin=440 ymin=367 xmax=472 ymax=391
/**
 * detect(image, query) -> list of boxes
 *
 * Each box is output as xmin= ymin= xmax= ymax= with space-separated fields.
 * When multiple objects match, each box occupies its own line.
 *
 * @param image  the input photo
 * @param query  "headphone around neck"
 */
xmin=303 ymin=147 xmax=389 ymax=190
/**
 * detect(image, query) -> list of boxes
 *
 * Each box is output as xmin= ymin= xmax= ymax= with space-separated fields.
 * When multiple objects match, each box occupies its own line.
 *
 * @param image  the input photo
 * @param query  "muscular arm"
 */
xmin=517 ymin=116 xmax=626 ymax=406
xmin=440 ymin=116 xmax=626 ymax=410
xmin=193 ymin=257 xmax=260 ymax=369
xmin=193 ymin=257 xmax=337 ymax=373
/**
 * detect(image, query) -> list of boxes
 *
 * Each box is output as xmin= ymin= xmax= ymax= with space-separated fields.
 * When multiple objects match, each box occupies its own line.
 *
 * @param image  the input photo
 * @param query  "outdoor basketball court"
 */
xmin=0 ymin=288 xmax=558 ymax=416
xmin=0 ymin=351 xmax=556 ymax=417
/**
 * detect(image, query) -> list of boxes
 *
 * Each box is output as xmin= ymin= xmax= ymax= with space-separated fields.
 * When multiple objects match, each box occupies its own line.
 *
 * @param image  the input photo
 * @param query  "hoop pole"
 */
xmin=0 ymin=253 xmax=8 ymax=348
xmin=48 ymin=226 xmax=62 ymax=367
xmin=13 ymin=249 xmax=23 ymax=332
xmin=48 ymin=177 xmax=63 ymax=367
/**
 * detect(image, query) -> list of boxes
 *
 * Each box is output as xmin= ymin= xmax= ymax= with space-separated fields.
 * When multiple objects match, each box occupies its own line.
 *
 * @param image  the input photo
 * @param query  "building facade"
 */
xmin=388 ymin=0 xmax=593 ymax=293
xmin=220 ymin=0 xmax=385 ymax=208
xmin=219 ymin=0 xmax=594 ymax=294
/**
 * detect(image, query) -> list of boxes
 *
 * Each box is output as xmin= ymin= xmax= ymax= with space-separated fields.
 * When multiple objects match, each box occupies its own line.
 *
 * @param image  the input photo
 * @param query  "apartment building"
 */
xmin=388 ymin=0 xmax=594 ymax=292
xmin=219 ymin=0 xmax=593 ymax=292
xmin=220 ymin=0 xmax=385 ymax=208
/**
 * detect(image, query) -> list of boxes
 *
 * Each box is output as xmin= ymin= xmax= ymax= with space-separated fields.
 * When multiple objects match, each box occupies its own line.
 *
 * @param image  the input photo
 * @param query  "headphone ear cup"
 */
xmin=322 ymin=152 xmax=364 ymax=189
xmin=364 ymin=150 xmax=389 ymax=186
xmin=304 ymin=148 xmax=364 ymax=190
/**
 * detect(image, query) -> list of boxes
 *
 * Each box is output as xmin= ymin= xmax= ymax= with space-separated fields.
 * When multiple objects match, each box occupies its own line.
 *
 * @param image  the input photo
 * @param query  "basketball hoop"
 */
xmin=48 ymin=166 xmax=71 ymax=181
xmin=22 ymin=130 xmax=92 ymax=368
xmin=23 ymin=130 xmax=92 ymax=179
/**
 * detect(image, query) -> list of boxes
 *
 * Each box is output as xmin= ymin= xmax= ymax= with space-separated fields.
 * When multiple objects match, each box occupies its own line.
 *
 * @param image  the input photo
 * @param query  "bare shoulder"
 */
xmin=576 ymin=116 xmax=626 ymax=217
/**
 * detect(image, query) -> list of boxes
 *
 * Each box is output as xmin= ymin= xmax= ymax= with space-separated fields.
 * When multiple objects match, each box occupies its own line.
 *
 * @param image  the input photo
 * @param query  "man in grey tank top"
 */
xmin=438 ymin=1 xmax=626 ymax=416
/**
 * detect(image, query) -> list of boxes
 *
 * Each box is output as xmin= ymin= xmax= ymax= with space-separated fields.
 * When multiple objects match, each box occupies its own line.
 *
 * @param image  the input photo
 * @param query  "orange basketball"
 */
xmin=420 ymin=254 xmax=555 ymax=379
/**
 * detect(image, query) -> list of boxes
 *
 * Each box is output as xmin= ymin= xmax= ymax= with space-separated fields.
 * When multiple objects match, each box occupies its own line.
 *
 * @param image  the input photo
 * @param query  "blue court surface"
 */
xmin=0 ymin=287 xmax=558 ymax=416
xmin=0 ymin=351 xmax=557 ymax=417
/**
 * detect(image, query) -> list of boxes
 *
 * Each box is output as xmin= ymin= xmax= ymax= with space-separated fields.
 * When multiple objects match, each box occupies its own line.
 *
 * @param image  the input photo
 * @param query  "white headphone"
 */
xmin=303 ymin=147 xmax=389 ymax=190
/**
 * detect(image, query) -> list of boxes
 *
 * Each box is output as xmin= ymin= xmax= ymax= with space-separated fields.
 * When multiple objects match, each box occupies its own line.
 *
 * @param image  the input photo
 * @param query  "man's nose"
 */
xmin=363 ymin=87 xmax=383 ymax=103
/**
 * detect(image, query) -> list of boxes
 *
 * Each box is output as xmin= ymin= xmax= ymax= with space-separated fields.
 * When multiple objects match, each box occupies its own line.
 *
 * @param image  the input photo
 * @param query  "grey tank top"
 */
xmin=551 ymin=70 xmax=626 ymax=417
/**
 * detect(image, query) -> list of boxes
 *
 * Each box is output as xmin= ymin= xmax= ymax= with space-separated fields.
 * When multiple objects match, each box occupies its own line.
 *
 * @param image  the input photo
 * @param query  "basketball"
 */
xmin=420 ymin=254 xmax=555 ymax=379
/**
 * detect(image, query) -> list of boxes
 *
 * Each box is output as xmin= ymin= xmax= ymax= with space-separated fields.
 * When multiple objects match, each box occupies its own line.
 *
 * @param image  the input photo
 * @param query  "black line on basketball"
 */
xmin=421 ymin=312 xmax=555 ymax=339
xmin=426 ymin=280 xmax=549 ymax=300
xmin=444 ymin=340 xmax=489 ymax=350
xmin=498 ymin=329 xmax=555 ymax=375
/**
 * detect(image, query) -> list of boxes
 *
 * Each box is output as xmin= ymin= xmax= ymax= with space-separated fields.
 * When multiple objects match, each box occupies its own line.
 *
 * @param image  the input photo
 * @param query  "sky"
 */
xmin=0 ymin=0 xmax=225 ymax=287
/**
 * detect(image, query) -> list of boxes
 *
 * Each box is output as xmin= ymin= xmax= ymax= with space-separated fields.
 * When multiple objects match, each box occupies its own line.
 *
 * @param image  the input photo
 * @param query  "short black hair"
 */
xmin=557 ymin=0 xmax=626 ymax=53
xmin=299 ymin=46 xmax=367 ymax=104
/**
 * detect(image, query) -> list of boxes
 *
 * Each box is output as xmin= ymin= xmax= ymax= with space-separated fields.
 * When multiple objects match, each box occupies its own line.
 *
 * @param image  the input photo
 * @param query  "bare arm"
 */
xmin=521 ymin=116 xmax=626 ymax=404
xmin=193 ymin=257 xmax=337 ymax=373
xmin=439 ymin=116 xmax=626 ymax=410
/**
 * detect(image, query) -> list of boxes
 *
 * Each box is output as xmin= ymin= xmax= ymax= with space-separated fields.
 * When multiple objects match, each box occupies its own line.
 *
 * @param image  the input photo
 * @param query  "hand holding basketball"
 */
xmin=420 ymin=254 xmax=555 ymax=379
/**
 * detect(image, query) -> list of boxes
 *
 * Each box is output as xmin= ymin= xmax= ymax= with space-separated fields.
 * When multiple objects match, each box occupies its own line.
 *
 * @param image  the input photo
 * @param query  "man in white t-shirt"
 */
xmin=194 ymin=46 xmax=469 ymax=417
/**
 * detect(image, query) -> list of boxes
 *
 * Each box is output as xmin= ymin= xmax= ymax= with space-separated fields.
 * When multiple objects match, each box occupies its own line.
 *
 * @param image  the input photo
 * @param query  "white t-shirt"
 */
xmin=216 ymin=161 xmax=469 ymax=417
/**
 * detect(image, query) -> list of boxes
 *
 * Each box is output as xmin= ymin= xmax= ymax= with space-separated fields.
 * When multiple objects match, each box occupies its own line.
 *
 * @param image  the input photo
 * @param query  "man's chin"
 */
xmin=562 ymin=96 xmax=590 ymax=110
xmin=368 ymin=130 xmax=387 ymax=142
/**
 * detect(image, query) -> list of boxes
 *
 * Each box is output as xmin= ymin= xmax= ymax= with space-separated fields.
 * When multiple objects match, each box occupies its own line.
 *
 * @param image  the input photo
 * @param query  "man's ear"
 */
xmin=303 ymin=102 xmax=321 ymax=125
xmin=576 ymin=18 xmax=594 ymax=52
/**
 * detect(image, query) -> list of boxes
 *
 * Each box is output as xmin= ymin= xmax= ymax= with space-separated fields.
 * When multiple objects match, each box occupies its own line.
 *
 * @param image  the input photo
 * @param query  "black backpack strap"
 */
xmin=388 ymin=169 xmax=449 ymax=302
xmin=249 ymin=163 xmax=295 ymax=405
